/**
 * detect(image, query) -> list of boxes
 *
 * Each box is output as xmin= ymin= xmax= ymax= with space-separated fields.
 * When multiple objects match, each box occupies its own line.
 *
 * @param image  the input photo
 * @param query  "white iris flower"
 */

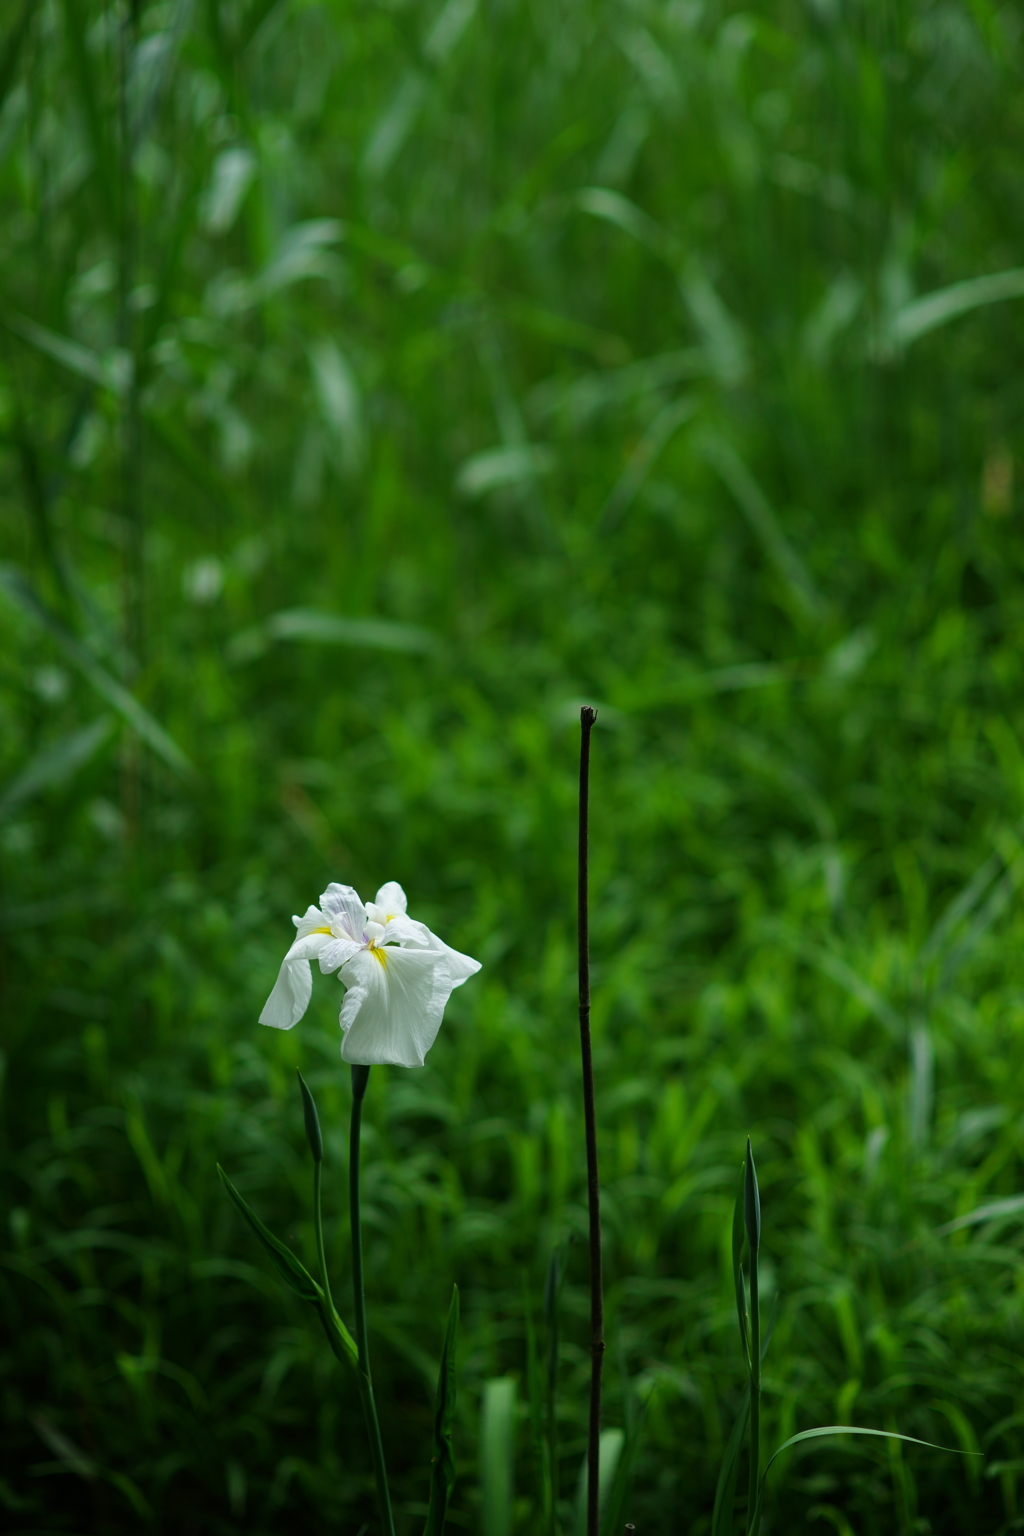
xmin=259 ymin=881 xmax=481 ymax=1068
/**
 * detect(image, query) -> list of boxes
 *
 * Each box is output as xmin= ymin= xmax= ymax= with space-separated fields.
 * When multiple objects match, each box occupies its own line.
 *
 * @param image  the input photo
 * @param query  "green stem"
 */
xmin=577 ymin=707 xmax=604 ymax=1536
xmin=350 ymin=1064 xmax=395 ymax=1536
xmin=747 ymin=1252 xmax=761 ymax=1535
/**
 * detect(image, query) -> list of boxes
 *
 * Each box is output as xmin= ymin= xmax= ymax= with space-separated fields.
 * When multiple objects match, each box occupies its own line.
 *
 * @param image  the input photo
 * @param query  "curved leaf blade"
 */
xmin=749 ymin=1422 xmax=982 ymax=1530
xmin=0 ymin=566 xmax=195 ymax=779
xmin=711 ymin=1388 xmax=750 ymax=1536
xmin=217 ymin=1163 xmax=321 ymax=1303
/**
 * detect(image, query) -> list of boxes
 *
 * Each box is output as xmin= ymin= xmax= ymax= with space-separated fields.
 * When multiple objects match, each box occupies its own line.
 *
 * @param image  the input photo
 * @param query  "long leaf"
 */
xmin=711 ymin=1388 xmax=750 ymax=1536
xmin=4 ymin=311 xmax=129 ymax=395
xmin=59 ymin=0 xmax=117 ymax=226
xmin=423 ymin=1284 xmax=460 ymax=1536
xmin=573 ymin=1430 xmax=624 ymax=1536
xmin=935 ymin=1193 xmax=1024 ymax=1237
xmin=480 ymin=1378 xmax=517 ymax=1536
xmin=217 ymin=1164 xmax=323 ymax=1304
xmin=890 ymin=268 xmax=1024 ymax=349
xmin=0 ymin=716 xmax=113 ymax=820
xmin=703 ymin=435 xmax=825 ymax=622
xmin=216 ymin=1166 xmax=359 ymax=1372
xmin=0 ymin=566 xmax=195 ymax=779
xmin=600 ymin=1397 xmax=648 ymax=1536
xmin=749 ymin=1424 xmax=980 ymax=1535
xmin=0 ymin=0 xmax=33 ymax=116
xmin=731 ymin=1164 xmax=749 ymax=1372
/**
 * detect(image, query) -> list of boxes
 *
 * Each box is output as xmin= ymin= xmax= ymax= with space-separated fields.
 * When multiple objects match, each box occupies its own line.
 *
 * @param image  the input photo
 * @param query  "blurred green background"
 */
xmin=3 ymin=0 xmax=1024 ymax=1531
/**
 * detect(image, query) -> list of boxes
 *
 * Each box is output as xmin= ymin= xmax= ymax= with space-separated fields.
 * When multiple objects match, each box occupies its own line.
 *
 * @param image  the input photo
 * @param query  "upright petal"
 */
xmin=373 ymin=881 xmax=408 ymax=918
xmin=259 ymin=932 xmax=331 ymax=1029
xmin=320 ymin=883 xmax=367 ymax=940
xmin=337 ymin=946 xmax=454 ymax=1068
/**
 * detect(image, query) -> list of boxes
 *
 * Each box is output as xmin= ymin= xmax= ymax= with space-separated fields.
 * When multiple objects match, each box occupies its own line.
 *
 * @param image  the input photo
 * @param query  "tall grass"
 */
xmin=2 ymin=0 xmax=1024 ymax=1531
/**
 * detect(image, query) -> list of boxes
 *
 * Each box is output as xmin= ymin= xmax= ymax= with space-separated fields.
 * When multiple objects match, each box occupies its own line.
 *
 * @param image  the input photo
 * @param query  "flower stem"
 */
xmin=578 ymin=706 xmax=604 ymax=1536
xmin=349 ymin=1063 xmax=396 ymax=1536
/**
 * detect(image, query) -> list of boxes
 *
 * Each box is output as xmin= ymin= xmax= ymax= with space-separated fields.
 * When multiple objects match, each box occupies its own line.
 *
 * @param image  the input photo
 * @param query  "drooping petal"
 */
xmin=319 ymin=883 xmax=366 ymax=940
xmin=284 ymin=931 xmax=335 ymax=965
xmin=385 ymin=914 xmax=482 ymax=989
xmin=337 ymin=946 xmax=454 ymax=1068
xmin=434 ymin=939 xmax=481 ymax=988
xmin=373 ymin=881 xmax=408 ymax=918
xmin=259 ymin=932 xmax=331 ymax=1029
xmin=260 ymin=960 xmax=312 ymax=1029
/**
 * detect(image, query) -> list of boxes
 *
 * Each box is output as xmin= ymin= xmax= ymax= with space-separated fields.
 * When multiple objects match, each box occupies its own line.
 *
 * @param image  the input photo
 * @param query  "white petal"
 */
xmin=294 ymin=903 xmax=330 ymax=938
xmin=259 ymin=932 xmax=331 ymax=1029
xmin=436 ymin=939 xmax=481 ymax=988
xmin=386 ymin=915 xmax=481 ymax=989
xmin=260 ymin=959 xmax=312 ymax=1029
xmin=285 ymin=931 xmax=333 ymax=964
xmin=318 ymin=936 xmax=362 ymax=974
xmin=373 ymin=881 xmax=408 ymax=917
xmin=380 ymin=913 xmax=428 ymax=946
xmin=319 ymin=883 xmax=366 ymax=938
xmin=337 ymin=946 xmax=454 ymax=1068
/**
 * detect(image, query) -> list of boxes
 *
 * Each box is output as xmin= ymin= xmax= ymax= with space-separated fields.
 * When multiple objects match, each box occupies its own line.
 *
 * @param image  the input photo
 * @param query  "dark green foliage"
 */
xmin=3 ymin=0 xmax=1024 ymax=1532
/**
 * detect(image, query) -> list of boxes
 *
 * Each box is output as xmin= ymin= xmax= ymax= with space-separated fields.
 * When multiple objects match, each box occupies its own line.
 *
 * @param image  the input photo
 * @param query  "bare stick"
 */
xmin=578 ymin=705 xmax=604 ymax=1536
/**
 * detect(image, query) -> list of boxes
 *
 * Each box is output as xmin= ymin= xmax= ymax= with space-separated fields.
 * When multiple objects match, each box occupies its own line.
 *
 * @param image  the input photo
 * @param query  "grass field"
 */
xmin=3 ymin=1 xmax=1024 ymax=1531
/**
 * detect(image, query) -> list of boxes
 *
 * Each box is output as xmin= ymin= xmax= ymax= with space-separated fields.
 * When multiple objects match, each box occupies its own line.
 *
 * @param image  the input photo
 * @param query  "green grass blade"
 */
xmin=890 ymin=268 xmax=1024 ymax=348
xmin=763 ymin=1424 xmax=981 ymax=1477
xmin=423 ymin=1284 xmax=460 ymax=1536
xmin=543 ymin=1245 xmax=562 ymax=1534
xmin=4 ymin=311 xmax=127 ymax=394
xmin=0 ymin=716 xmax=113 ymax=820
xmin=703 ymin=435 xmax=826 ymax=624
xmin=573 ymin=1429 xmax=624 ymax=1536
xmin=523 ymin=1271 xmax=545 ymax=1516
xmin=731 ymin=1164 xmax=749 ymax=1372
xmin=480 ymin=1377 xmax=517 ymax=1536
xmin=748 ymin=1424 xmax=983 ymax=1532
xmin=216 ymin=1163 xmax=322 ymax=1305
xmin=600 ymin=1398 xmax=647 ymax=1536
xmin=59 ymin=0 xmax=117 ymax=226
xmin=711 ymin=1388 xmax=750 ymax=1536
xmin=0 ymin=0 xmax=33 ymax=116
xmin=935 ymin=1193 xmax=1024 ymax=1237
xmin=268 ymin=608 xmax=438 ymax=652
xmin=0 ymin=566 xmax=195 ymax=779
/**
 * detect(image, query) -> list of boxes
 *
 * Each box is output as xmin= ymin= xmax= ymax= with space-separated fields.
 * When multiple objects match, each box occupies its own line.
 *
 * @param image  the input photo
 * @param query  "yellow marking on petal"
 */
xmin=312 ymin=925 xmax=332 ymax=935
xmin=370 ymin=944 xmax=388 ymax=969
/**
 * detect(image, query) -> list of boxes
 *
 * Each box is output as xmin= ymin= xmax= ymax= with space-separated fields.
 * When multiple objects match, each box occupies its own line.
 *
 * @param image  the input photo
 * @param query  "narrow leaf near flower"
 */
xmin=259 ymin=881 xmax=481 ymax=1067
